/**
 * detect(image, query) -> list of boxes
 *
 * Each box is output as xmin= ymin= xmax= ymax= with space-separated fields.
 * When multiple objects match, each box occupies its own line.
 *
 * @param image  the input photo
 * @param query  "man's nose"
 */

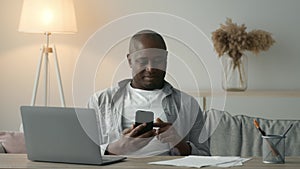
xmin=145 ymin=62 xmax=154 ymax=72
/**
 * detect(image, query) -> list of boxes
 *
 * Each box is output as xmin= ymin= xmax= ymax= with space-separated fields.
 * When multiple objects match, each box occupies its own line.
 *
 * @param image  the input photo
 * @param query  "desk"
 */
xmin=0 ymin=154 xmax=299 ymax=169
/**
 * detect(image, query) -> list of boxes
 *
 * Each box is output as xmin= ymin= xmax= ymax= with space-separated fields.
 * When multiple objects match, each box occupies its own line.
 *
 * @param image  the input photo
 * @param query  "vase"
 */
xmin=221 ymin=54 xmax=248 ymax=91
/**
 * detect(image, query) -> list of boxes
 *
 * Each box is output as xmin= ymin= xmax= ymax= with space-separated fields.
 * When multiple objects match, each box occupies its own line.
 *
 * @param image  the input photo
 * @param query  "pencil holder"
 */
xmin=262 ymin=135 xmax=285 ymax=164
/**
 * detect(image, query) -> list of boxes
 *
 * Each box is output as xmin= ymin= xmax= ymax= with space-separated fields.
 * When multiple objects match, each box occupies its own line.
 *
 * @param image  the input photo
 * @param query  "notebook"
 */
xmin=20 ymin=106 xmax=126 ymax=165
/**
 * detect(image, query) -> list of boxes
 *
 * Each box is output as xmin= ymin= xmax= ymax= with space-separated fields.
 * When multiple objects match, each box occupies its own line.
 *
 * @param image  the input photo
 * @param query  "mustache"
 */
xmin=143 ymin=70 xmax=165 ymax=75
xmin=133 ymin=69 xmax=166 ymax=78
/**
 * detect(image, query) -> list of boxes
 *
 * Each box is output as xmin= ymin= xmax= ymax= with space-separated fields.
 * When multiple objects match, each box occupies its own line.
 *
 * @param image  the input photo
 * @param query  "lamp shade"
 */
xmin=19 ymin=0 xmax=77 ymax=34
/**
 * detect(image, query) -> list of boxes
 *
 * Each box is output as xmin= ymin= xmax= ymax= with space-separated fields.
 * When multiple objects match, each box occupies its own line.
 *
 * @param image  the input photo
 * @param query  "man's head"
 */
xmin=127 ymin=30 xmax=168 ymax=90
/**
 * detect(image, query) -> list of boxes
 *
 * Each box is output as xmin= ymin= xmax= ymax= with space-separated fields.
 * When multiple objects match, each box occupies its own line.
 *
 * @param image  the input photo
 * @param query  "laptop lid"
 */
xmin=20 ymin=106 xmax=125 ymax=165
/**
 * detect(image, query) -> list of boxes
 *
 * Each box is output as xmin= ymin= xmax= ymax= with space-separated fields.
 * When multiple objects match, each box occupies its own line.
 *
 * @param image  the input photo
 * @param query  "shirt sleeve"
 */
xmin=87 ymin=93 xmax=108 ymax=156
xmin=188 ymin=140 xmax=210 ymax=156
xmin=188 ymin=99 xmax=211 ymax=156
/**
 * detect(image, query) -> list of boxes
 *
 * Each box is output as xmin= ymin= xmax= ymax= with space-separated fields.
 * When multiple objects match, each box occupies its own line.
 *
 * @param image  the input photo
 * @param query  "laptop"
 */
xmin=20 ymin=106 xmax=126 ymax=165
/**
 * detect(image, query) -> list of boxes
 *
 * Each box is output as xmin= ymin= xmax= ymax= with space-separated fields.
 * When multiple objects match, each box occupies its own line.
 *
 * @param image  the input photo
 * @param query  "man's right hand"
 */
xmin=106 ymin=123 xmax=156 ymax=155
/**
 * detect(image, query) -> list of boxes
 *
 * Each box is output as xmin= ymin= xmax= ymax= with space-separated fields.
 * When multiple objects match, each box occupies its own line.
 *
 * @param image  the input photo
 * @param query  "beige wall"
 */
xmin=1 ymin=0 xmax=300 ymax=130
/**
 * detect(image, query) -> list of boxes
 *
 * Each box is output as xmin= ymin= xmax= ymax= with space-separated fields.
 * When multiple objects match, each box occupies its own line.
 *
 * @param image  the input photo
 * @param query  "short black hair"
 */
xmin=129 ymin=30 xmax=167 ymax=53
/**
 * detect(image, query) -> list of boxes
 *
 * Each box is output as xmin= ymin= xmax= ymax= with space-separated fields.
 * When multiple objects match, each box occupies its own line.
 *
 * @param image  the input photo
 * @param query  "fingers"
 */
xmin=139 ymin=129 xmax=156 ymax=138
xmin=156 ymin=118 xmax=164 ymax=123
xmin=123 ymin=123 xmax=157 ymax=138
xmin=155 ymin=118 xmax=171 ymax=125
xmin=157 ymin=125 xmax=170 ymax=134
xmin=153 ymin=118 xmax=172 ymax=128
xmin=153 ymin=119 xmax=174 ymax=136
xmin=129 ymin=123 xmax=147 ymax=137
xmin=122 ymin=125 xmax=134 ymax=135
xmin=122 ymin=128 xmax=131 ymax=135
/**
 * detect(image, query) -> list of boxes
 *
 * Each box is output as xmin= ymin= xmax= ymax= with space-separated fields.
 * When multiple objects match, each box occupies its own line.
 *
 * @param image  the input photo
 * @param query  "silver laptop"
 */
xmin=20 ymin=106 xmax=126 ymax=165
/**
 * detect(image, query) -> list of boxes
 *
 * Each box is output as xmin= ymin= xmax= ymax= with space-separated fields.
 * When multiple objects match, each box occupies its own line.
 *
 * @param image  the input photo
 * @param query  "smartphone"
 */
xmin=134 ymin=110 xmax=154 ymax=135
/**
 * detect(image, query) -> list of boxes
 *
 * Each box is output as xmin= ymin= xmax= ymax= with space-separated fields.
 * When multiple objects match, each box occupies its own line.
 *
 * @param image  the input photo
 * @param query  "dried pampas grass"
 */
xmin=246 ymin=30 xmax=275 ymax=55
xmin=212 ymin=18 xmax=275 ymax=67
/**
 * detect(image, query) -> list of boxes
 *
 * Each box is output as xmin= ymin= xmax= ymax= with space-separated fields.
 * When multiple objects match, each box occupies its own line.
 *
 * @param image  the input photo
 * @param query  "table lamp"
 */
xmin=18 ymin=0 xmax=77 ymax=106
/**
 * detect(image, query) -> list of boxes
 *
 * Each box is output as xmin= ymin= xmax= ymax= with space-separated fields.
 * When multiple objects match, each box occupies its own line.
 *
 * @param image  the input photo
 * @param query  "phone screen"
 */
xmin=134 ymin=110 xmax=154 ymax=135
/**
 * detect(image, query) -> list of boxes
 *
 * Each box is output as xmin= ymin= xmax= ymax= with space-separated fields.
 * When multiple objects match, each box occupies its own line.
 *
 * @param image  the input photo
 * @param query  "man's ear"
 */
xmin=127 ymin=54 xmax=132 ymax=68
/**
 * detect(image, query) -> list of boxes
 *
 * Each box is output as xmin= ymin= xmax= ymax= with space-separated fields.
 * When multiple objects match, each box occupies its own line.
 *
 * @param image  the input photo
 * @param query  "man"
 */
xmin=88 ymin=30 xmax=210 ymax=156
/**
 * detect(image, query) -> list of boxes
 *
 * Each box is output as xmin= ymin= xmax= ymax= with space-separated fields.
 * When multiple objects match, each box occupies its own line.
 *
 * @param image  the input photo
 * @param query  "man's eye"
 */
xmin=153 ymin=59 xmax=165 ymax=64
xmin=136 ymin=60 xmax=148 ymax=65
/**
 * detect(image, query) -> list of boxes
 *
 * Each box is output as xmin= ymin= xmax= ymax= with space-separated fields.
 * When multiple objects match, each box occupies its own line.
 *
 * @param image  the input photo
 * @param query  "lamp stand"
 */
xmin=31 ymin=32 xmax=66 ymax=107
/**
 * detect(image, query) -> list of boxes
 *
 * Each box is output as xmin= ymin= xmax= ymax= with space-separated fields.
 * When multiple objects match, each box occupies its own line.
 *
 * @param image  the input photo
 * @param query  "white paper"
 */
xmin=215 ymin=158 xmax=251 ymax=167
xmin=148 ymin=156 xmax=252 ymax=168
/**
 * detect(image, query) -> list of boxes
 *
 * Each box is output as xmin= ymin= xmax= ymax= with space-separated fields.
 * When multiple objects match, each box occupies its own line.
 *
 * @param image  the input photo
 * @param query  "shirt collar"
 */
xmin=117 ymin=79 xmax=173 ymax=96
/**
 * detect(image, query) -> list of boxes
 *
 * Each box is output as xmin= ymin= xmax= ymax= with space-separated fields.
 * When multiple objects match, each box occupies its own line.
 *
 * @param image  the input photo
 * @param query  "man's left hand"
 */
xmin=154 ymin=118 xmax=182 ymax=147
xmin=0 ymin=131 xmax=26 ymax=153
xmin=154 ymin=118 xmax=191 ymax=155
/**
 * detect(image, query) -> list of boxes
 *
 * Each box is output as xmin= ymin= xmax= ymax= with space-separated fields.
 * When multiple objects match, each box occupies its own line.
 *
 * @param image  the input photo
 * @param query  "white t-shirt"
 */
xmin=122 ymin=83 xmax=169 ymax=156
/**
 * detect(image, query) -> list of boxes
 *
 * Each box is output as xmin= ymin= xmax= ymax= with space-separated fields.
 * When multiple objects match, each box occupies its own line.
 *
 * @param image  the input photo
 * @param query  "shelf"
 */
xmin=186 ymin=90 xmax=300 ymax=111
xmin=187 ymin=90 xmax=300 ymax=98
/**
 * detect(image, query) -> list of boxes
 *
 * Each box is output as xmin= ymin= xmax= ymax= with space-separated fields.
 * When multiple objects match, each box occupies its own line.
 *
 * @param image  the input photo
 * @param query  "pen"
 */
xmin=254 ymin=119 xmax=266 ymax=136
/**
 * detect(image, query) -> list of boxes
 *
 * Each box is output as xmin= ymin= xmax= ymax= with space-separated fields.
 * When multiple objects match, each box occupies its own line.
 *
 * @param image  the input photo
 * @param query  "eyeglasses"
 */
xmin=129 ymin=49 xmax=168 ymax=68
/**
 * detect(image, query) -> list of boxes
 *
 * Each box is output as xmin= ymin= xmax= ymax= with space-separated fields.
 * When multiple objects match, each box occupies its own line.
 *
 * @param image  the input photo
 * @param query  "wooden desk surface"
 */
xmin=0 ymin=154 xmax=299 ymax=169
